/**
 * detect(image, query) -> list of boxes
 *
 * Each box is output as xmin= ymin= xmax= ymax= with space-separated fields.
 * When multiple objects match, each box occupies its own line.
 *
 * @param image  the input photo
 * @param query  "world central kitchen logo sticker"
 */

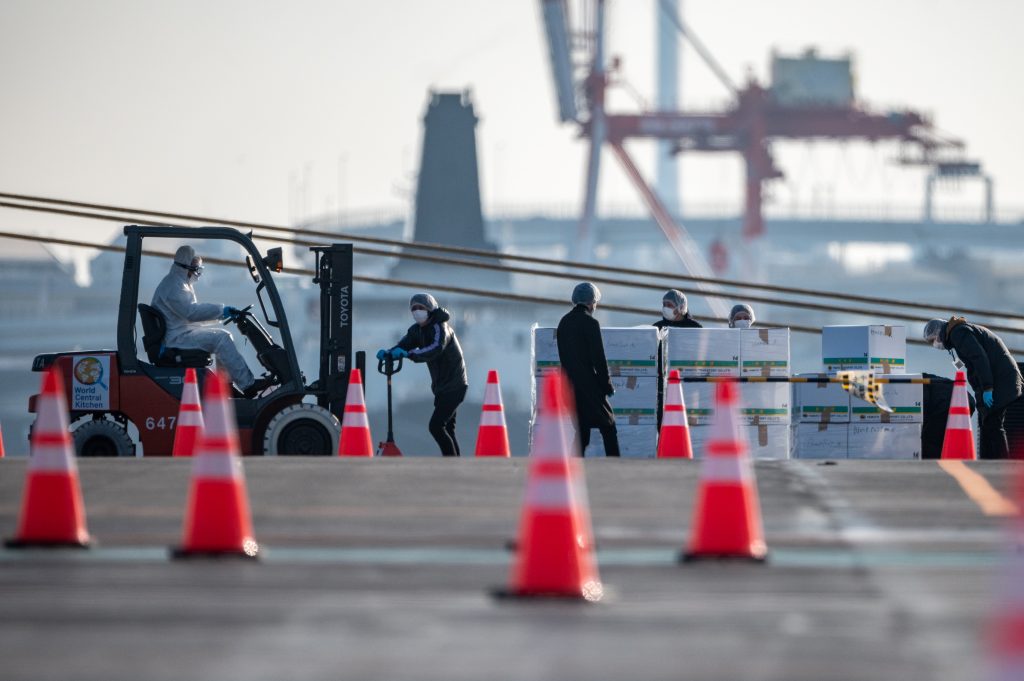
xmin=72 ymin=355 xmax=110 ymax=410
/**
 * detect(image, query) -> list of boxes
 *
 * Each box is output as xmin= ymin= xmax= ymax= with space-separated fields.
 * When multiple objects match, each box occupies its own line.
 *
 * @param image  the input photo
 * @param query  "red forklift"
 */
xmin=28 ymin=225 xmax=359 ymax=456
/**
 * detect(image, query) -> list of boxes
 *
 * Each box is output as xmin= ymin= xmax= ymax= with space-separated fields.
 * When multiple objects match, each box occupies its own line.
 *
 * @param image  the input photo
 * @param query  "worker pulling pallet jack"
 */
xmin=377 ymin=293 xmax=469 ymax=457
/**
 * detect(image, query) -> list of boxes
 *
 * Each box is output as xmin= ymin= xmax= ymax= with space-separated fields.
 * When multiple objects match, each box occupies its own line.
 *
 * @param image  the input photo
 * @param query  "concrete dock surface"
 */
xmin=0 ymin=458 xmax=1016 ymax=681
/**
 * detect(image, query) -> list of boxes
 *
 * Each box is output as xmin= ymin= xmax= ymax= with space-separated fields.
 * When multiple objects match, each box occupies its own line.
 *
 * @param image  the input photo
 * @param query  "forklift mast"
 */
xmin=312 ymin=244 xmax=353 ymax=420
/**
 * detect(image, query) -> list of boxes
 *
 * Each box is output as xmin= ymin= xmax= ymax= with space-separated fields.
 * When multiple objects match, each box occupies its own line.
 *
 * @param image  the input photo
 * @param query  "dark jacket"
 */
xmin=942 ymin=316 xmax=1023 ymax=411
xmin=394 ymin=308 xmax=467 ymax=396
xmin=557 ymin=304 xmax=614 ymax=429
xmin=653 ymin=313 xmax=702 ymax=329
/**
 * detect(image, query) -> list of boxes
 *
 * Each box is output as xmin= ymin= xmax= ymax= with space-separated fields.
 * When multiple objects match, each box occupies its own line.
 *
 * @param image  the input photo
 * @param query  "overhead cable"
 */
xmin=2 ymin=192 xmax=1023 ymax=324
xmin=0 ymin=229 xmax=1018 ymax=356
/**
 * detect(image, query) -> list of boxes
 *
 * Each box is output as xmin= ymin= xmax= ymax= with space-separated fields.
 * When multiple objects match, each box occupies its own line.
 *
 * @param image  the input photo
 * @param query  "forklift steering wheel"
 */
xmin=222 ymin=304 xmax=254 ymax=325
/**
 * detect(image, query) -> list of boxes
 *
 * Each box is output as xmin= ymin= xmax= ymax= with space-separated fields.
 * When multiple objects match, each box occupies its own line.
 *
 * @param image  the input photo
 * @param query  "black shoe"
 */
xmin=243 ymin=376 xmax=274 ymax=399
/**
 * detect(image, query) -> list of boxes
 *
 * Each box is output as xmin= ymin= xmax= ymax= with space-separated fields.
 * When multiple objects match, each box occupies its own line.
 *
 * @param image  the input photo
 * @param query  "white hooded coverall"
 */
xmin=150 ymin=248 xmax=255 ymax=390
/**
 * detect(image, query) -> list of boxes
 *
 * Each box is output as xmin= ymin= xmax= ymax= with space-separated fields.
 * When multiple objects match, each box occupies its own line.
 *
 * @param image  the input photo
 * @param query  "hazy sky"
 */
xmin=1 ymin=0 xmax=1021 ymax=246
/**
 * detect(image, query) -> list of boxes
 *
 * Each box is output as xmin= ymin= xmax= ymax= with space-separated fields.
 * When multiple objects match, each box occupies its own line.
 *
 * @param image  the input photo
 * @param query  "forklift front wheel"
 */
xmin=72 ymin=418 xmax=136 ymax=457
xmin=261 ymin=404 xmax=341 ymax=456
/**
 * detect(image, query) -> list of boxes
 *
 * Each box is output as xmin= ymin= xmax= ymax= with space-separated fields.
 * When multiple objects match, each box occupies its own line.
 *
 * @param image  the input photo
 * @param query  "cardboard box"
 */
xmin=744 ymin=424 xmax=791 ymax=460
xmin=740 ymin=328 xmax=791 ymax=377
xmin=601 ymin=327 xmax=662 ymax=377
xmin=737 ymin=382 xmax=791 ymax=426
xmin=688 ymin=424 xmax=790 ymax=460
xmin=666 ymin=328 xmax=741 ymax=378
xmin=532 ymin=326 xmax=662 ymax=377
xmin=822 ymin=325 xmax=906 ymax=374
xmin=687 ymin=425 xmax=713 ymax=457
xmin=608 ymin=376 xmax=659 ymax=425
xmin=794 ymin=423 xmax=849 ymax=459
xmin=682 ymin=381 xmax=789 ymax=426
xmin=793 ymin=374 xmax=851 ymax=423
xmin=682 ymin=382 xmax=717 ymax=426
xmin=850 ymin=375 xmax=923 ymax=423
xmin=583 ymin=424 xmax=658 ymax=459
xmin=848 ymin=422 xmax=921 ymax=460
xmin=532 ymin=326 xmax=559 ymax=374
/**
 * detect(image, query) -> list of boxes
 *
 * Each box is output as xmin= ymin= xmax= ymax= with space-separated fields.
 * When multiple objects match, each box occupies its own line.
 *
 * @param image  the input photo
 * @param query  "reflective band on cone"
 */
xmin=338 ymin=368 xmax=374 ymax=457
xmin=171 ymin=371 xmax=258 ymax=559
xmin=172 ymin=368 xmax=204 ymax=458
xmin=682 ymin=380 xmax=767 ymax=563
xmin=475 ymin=370 xmax=511 ymax=457
xmin=6 ymin=367 xmax=91 ymax=548
xmin=941 ymin=370 xmax=977 ymax=461
xmin=498 ymin=371 xmax=602 ymax=601
xmin=658 ymin=369 xmax=693 ymax=459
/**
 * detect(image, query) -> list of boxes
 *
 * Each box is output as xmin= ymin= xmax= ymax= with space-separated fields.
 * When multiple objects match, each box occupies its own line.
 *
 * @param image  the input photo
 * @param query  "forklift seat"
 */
xmin=137 ymin=304 xmax=213 ymax=368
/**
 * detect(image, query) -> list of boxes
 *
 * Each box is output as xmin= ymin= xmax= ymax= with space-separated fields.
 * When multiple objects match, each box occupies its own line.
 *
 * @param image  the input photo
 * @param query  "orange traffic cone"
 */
xmin=338 ymin=368 xmax=373 ymax=457
xmin=172 ymin=368 xmax=204 ymax=457
xmin=171 ymin=371 xmax=258 ymax=559
xmin=475 ymin=370 xmax=511 ymax=457
xmin=5 ymin=367 xmax=90 ymax=548
xmin=657 ymin=369 xmax=693 ymax=459
xmin=682 ymin=380 xmax=767 ymax=562
xmin=498 ymin=371 xmax=602 ymax=600
xmin=941 ymin=370 xmax=977 ymax=460
xmin=0 ymin=420 xmax=5 ymax=458
xmin=984 ymin=460 xmax=1024 ymax=678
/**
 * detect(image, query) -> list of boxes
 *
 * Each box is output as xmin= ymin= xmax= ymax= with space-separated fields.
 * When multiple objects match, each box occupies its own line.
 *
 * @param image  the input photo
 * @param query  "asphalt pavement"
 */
xmin=0 ymin=458 xmax=1017 ymax=681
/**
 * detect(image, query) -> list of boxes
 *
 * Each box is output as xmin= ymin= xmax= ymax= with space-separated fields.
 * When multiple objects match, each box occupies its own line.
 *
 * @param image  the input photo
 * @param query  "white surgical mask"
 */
xmin=932 ymin=339 xmax=944 ymax=349
xmin=733 ymin=319 xmax=752 ymax=329
xmin=662 ymin=306 xmax=676 ymax=320
xmin=412 ymin=309 xmax=429 ymax=323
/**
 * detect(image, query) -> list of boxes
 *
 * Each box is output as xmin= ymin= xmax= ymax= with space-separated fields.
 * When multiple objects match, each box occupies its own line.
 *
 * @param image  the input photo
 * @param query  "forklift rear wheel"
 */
xmin=73 ymin=419 xmax=136 ymax=457
xmin=262 ymin=404 xmax=341 ymax=456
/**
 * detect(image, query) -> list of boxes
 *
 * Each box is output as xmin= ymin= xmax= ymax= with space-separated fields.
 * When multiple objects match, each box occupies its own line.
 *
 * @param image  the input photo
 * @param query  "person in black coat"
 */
xmin=557 ymin=282 xmax=620 ymax=457
xmin=378 ymin=293 xmax=468 ymax=457
xmin=924 ymin=317 xmax=1024 ymax=459
xmin=652 ymin=289 xmax=702 ymax=329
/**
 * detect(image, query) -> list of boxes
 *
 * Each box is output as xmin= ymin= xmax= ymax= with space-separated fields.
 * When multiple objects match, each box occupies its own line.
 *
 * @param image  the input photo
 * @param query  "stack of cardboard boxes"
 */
xmin=531 ymin=326 xmax=663 ymax=458
xmin=793 ymin=325 xmax=922 ymax=459
xmin=668 ymin=328 xmax=792 ymax=459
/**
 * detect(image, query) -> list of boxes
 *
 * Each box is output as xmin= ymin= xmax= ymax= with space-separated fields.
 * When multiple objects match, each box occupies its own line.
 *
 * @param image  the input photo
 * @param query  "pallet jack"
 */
xmin=376 ymin=353 xmax=404 ymax=457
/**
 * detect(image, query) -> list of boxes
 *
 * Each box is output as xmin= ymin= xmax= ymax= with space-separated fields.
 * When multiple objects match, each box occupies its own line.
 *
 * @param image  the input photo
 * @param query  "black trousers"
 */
xmin=575 ymin=419 xmax=621 ymax=457
xmin=979 ymin=404 xmax=1009 ymax=460
xmin=429 ymin=387 xmax=467 ymax=457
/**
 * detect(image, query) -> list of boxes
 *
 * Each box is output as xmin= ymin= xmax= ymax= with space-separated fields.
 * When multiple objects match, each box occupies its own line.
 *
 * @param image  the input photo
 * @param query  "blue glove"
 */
xmin=222 ymin=306 xmax=240 ymax=320
xmin=983 ymin=389 xmax=994 ymax=408
xmin=392 ymin=347 xmax=409 ymax=359
xmin=375 ymin=349 xmax=389 ymax=361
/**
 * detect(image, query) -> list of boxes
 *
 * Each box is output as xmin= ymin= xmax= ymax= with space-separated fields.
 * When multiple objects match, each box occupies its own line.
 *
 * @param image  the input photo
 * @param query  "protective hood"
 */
xmin=946 ymin=316 xmax=967 ymax=335
xmin=429 ymin=307 xmax=451 ymax=323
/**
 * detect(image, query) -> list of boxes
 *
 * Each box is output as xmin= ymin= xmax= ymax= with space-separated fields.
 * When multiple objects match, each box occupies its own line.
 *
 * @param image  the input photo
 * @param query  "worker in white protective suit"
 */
xmin=151 ymin=245 xmax=271 ymax=398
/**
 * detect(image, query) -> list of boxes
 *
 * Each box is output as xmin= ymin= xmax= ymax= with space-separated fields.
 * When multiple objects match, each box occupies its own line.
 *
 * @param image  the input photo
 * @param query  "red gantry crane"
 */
xmin=539 ymin=0 xmax=988 ymax=288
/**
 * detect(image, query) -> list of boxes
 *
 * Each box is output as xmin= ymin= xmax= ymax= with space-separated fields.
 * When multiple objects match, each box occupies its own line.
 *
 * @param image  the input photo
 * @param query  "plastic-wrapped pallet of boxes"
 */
xmin=795 ymin=325 xmax=915 ymax=460
xmin=668 ymin=328 xmax=791 ymax=459
xmin=822 ymin=325 xmax=906 ymax=375
xmin=531 ymin=325 xmax=663 ymax=458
